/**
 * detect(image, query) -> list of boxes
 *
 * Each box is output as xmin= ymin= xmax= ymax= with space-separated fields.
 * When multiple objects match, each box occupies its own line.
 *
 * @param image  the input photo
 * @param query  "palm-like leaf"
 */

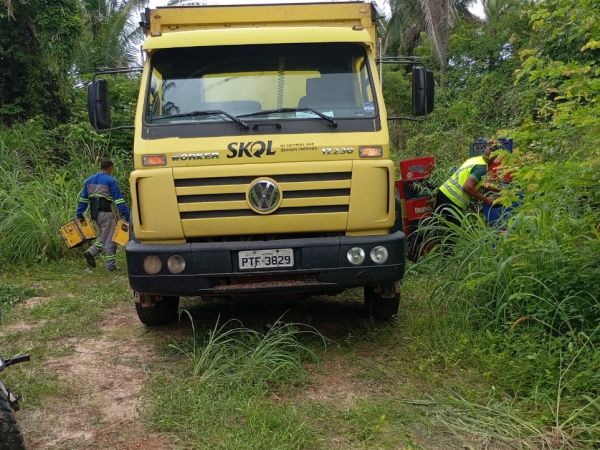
xmin=418 ymin=0 xmax=455 ymax=64
xmin=483 ymin=0 xmax=526 ymax=20
xmin=386 ymin=0 xmax=473 ymax=85
xmin=385 ymin=0 xmax=424 ymax=54
xmin=78 ymin=0 xmax=148 ymax=70
xmin=3 ymin=0 xmax=14 ymax=18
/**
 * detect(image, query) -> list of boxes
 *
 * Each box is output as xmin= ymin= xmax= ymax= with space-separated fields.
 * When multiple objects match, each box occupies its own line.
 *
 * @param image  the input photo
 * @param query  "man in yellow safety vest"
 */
xmin=435 ymin=145 xmax=500 ymax=226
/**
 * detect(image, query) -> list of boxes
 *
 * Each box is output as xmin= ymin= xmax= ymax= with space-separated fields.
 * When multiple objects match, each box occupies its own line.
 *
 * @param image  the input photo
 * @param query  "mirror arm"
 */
xmin=376 ymin=56 xmax=422 ymax=65
xmin=92 ymin=66 xmax=143 ymax=82
xmin=94 ymin=125 xmax=135 ymax=133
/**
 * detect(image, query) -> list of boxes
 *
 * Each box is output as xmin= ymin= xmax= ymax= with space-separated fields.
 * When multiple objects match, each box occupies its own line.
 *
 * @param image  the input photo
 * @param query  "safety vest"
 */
xmin=439 ymin=156 xmax=487 ymax=209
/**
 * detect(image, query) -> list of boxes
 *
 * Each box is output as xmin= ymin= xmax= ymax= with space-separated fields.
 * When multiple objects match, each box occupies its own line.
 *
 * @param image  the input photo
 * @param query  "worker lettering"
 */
xmin=227 ymin=140 xmax=275 ymax=158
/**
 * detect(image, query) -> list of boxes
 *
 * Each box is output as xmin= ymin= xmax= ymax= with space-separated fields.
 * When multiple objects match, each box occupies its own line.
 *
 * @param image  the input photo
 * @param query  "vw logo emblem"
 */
xmin=247 ymin=178 xmax=282 ymax=214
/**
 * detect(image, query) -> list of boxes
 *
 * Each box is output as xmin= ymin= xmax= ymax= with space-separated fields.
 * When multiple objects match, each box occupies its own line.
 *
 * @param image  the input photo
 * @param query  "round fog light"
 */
xmin=143 ymin=255 xmax=162 ymax=275
xmin=370 ymin=246 xmax=389 ymax=264
xmin=347 ymin=247 xmax=365 ymax=265
xmin=167 ymin=255 xmax=186 ymax=274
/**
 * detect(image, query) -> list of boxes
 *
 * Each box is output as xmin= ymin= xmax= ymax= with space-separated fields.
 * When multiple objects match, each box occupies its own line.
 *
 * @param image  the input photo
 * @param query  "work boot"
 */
xmin=84 ymin=250 xmax=96 ymax=269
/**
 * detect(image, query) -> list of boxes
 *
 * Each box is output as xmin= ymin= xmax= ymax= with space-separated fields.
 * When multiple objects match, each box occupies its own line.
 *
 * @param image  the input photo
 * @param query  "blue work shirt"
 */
xmin=76 ymin=172 xmax=130 ymax=221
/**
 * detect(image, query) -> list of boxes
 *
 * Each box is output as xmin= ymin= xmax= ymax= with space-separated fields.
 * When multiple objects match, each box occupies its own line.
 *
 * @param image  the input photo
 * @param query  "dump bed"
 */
xmin=143 ymin=1 xmax=377 ymax=44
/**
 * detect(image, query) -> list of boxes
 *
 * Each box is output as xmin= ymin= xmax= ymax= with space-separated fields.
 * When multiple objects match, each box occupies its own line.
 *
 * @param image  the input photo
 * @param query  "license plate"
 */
xmin=238 ymin=249 xmax=294 ymax=270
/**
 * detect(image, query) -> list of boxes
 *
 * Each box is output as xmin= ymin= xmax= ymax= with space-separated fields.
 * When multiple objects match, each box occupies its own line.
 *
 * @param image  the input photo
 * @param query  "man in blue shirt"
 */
xmin=76 ymin=160 xmax=130 ymax=271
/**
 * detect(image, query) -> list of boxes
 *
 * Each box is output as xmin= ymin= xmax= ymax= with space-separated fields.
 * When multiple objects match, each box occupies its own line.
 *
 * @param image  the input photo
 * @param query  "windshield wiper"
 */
xmin=151 ymin=110 xmax=249 ymax=130
xmin=238 ymin=107 xmax=337 ymax=128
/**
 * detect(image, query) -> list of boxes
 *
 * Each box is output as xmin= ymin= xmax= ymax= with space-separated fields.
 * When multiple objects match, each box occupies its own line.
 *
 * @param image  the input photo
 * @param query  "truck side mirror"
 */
xmin=88 ymin=79 xmax=111 ymax=130
xmin=412 ymin=67 xmax=435 ymax=116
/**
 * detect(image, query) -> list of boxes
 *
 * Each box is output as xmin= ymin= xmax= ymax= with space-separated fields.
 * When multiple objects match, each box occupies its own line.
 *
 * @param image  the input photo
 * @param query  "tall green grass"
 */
xmin=417 ymin=207 xmax=600 ymax=332
xmin=148 ymin=316 xmax=324 ymax=449
xmin=411 ymin=207 xmax=600 ymax=446
xmin=0 ymin=119 xmax=132 ymax=265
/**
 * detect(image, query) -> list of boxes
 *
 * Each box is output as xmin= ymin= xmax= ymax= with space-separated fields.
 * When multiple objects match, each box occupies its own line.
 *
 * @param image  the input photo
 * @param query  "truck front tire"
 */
xmin=134 ymin=293 xmax=180 ymax=326
xmin=364 ymin=287 xmax=400 ymax=321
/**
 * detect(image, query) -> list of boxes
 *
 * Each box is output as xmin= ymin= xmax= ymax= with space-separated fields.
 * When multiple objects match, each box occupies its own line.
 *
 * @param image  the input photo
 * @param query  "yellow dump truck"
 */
xmin=87 ymin=1 xmax=434 ymax=325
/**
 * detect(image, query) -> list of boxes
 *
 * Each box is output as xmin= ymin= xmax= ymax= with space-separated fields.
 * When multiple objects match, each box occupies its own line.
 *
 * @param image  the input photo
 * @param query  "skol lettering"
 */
xmin=227 ymin=141 xmax=275 ymax=158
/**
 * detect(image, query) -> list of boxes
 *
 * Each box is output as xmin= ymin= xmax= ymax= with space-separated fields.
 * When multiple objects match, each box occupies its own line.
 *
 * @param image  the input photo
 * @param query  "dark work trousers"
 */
xmin=435 ymin=191 xmax=464 ymax=227
xmin=434 ymin=190 xmax=465 ymax=254
xmin=86 ymin=211 xmax=117 ymax=269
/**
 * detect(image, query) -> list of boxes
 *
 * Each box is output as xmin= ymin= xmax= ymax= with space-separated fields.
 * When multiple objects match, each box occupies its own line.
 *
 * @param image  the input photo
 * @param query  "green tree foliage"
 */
xmin=386 ymin=0 xmax=474 ymax=85
xmin=77 ymin=0 xmax=148 ymax=70
xmin=512 ymin=0 xmax=600 ymax=159
xmin=388 ymin=0 xmax=530 ymax=163
xmin=0 ymin=0 xmax=82 ymax=124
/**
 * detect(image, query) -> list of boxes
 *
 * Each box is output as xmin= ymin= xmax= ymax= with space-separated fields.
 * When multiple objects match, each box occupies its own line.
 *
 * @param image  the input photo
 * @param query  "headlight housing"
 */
xmin=347 ymin=247 xmax=366 ymax=265
xmin=370 ymin=246 xmax=389 ymax=264
xmin=143 ymin=255 xmax=162 ymax=274
xmin=167 ymin=255 xmax=186 ymax=274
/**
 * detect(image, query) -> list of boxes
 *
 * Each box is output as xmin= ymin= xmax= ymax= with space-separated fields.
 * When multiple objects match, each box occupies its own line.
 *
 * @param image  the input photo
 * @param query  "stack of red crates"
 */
xmin=395 ymin=156 xmax=435 ymax=237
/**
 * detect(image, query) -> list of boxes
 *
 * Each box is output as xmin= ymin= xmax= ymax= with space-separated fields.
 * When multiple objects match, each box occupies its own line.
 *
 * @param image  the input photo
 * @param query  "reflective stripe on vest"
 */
xmin=439 ymin=156 xmax=486 ymax=209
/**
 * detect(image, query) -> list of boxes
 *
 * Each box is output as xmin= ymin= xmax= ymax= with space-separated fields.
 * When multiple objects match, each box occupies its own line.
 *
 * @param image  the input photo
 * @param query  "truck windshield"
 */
xmin=145 ymin=43 xmax=377 ymax=125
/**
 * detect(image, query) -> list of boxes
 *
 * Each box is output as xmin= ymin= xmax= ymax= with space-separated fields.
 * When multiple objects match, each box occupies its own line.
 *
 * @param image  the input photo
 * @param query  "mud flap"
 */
xmin=373 ymin=281 xmax=402 ymax=298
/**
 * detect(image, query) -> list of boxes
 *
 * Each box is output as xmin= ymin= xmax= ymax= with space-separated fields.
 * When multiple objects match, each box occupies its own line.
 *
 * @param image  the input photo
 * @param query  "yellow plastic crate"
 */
xmin=112 ymin=220 xmax=130 ymax=246
xmin=77 ymin=218 xmax=97 ymax=240
xmin=59 ymin=219 xmax=97 ymax=249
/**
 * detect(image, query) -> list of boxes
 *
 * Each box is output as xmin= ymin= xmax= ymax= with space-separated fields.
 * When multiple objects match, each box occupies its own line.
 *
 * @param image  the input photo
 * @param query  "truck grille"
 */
xmin=174 ymin=171 xmax=351 ymax=219
xmin=172 ymin=162 xmax=354 ymax=237
xmin=180 ymin=205 xmax=348 ymax=220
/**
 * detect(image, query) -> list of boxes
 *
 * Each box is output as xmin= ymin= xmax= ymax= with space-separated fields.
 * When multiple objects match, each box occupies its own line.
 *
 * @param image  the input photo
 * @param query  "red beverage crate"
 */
xmin=399 ymin=156 xmax=435 ymax=180
xmin=403 ymin=197 xmax=433 ymax=221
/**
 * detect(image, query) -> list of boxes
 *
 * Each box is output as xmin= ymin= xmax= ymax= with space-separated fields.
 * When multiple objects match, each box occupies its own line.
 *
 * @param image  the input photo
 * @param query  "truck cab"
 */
xmin=87 ymin=1 xmax=434 ymax=325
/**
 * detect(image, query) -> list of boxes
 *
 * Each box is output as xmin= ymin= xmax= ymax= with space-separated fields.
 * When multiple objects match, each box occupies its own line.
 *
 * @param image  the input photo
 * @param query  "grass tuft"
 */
xmin=148 ymin=314 xmax=325 ymax=448
xmin=0 ymin=284 xmax=35 ymax=321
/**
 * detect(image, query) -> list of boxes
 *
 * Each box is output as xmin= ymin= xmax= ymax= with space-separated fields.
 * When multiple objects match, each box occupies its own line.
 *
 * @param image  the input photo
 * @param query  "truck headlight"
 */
xmin=347 ymin=247 xmax=365 ymax=265
xmin=167 ymin=255 xmax=186 ymax=274
xmin=370 ymin=246 xmax=389 ymax=264
xmin=143 ymin=255 xmax=162 ymax=274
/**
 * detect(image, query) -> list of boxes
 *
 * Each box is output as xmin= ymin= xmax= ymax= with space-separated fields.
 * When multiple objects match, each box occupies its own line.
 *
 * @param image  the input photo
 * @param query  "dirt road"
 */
xmin=1 ymin=263 xmax=502 ymax=449
xmin=18 ymin=304 xmax=174 ymax=450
